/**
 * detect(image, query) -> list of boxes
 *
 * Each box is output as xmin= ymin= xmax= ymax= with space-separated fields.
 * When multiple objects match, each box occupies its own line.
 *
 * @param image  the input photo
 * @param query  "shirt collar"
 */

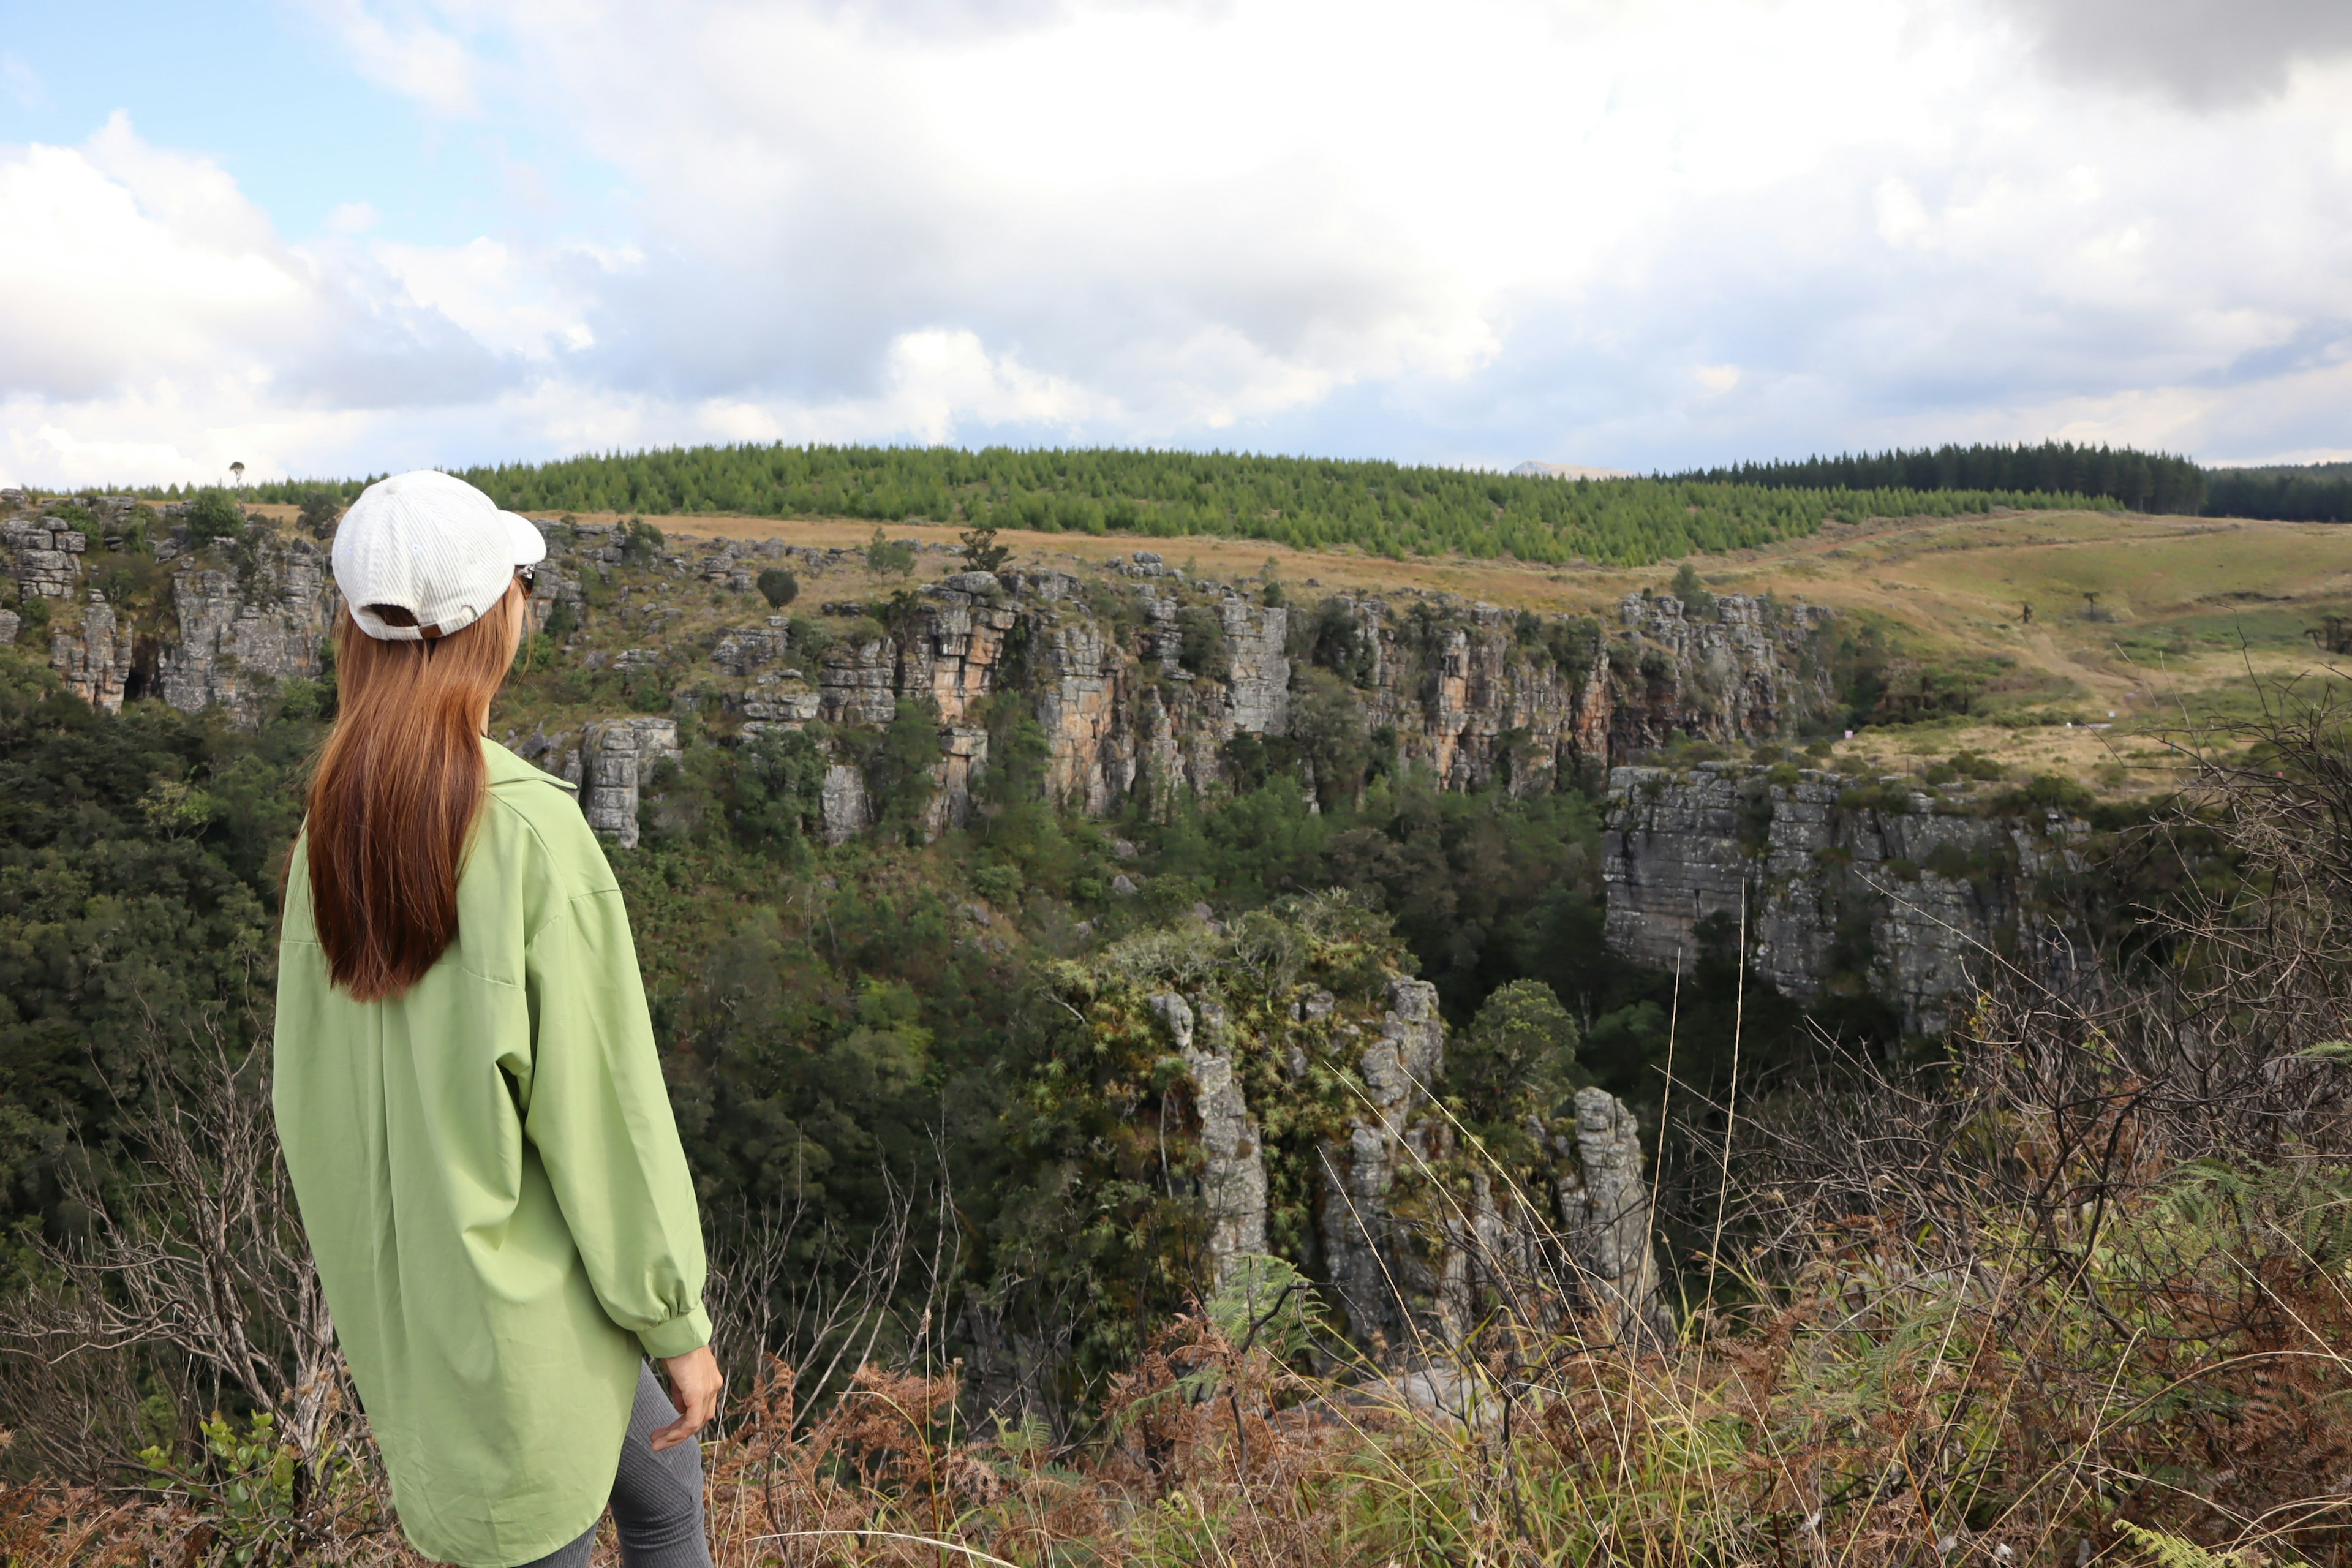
xmin=483 ymin=737 xmax=579 ymax=793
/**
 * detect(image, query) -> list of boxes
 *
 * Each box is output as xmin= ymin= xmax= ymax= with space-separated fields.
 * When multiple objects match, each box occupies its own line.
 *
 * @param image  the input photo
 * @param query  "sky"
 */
xmin=1 ymin=0 xmax=2349 ymax=488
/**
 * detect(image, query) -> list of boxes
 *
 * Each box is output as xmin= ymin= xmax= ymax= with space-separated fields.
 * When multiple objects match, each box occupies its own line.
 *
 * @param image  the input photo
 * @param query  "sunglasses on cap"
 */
xmin=516 ymin=565 xmax=536 ymax=597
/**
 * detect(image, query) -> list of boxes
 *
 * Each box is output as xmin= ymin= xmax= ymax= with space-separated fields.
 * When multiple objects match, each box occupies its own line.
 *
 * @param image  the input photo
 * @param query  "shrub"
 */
xmin=184 ymin=489 xmax=246 ymax=546
xmin=728 ymin=727 xmax=826 ymax=857
xmin=959 ymin=524 xmax=1010 ymax=575
xmin=865 ymin=527 xmax=916 ymax=578
xmin=1303 ymin=598 xmax=1373 ymax=684
xmin=756 ymin=567 xmax=800 ymax=609
xmin=788 ymin=614 xmax=835 ymax=662
xmin=1289 ymin=667 xmax=1370 ymax=807
xmin=1177 ymin=603 xmax=1230 ymax=683
xmin=1670 ymin=560 xmax=1716 ymax=618
xmin=9 ymin=592 xmax=50 ymax=644
xmin=1449 ymin=978 xmax=1581 ymax=1129
xmin=970 ymin=862 xmax=1023 ymax=906
xmin=1996 ymin=772 xmax=2097 ymax=817
xmin=619 ymin=516 xmax=665 ymax=565
xmin=295 ymin=488 xmax=342 ymax=536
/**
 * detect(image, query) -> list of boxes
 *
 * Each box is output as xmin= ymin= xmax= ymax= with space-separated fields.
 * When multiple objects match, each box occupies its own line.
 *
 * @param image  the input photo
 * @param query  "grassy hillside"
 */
xmin=198 ymin=443 xmax=2116 ymax=568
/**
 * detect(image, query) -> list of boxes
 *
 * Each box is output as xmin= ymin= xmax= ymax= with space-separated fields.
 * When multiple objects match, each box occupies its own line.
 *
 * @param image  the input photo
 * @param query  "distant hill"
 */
xmin=191 ymin=444 xmax=2116 ymax=570
xmin=1509 ymin=461 xmax=1637 ymax=481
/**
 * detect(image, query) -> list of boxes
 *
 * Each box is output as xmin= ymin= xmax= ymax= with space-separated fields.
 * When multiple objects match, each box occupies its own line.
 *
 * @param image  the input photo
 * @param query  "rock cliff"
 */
xmin=2 ymin=494 xmax=338 ymax=724
xmin=1603 ymin=762 xmax=2087 ymax=1033
xmin=5 ymin=500 xmax=1849 ymax=921
xmin=151 ymin=540 xmax=339 ymax=725
xmin=1130 ymin=959 xmax=1670 ymax=1355
xmin=504 ymin=518 xmax=1837 ymax=843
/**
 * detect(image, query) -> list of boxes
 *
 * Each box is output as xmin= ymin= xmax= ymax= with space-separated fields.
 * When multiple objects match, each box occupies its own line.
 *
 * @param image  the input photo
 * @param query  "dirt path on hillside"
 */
xmin=2022 ymin=627 xmax=2133 ymax=706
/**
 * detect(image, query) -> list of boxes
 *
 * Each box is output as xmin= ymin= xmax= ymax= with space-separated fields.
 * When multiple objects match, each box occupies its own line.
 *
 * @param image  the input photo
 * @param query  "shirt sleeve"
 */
xmin=522 ymin=886 xmax=712 ymax=1360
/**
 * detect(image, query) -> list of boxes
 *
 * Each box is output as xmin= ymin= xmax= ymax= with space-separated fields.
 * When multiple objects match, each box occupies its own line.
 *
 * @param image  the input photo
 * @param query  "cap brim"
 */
xmin=500 ymin=510 xmax=549 ymax=568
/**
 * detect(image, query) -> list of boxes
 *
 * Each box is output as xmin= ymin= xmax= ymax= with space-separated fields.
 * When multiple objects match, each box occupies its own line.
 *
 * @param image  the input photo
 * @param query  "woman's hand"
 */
xmin=651 ymin=1346 xmax=724 ymax=1452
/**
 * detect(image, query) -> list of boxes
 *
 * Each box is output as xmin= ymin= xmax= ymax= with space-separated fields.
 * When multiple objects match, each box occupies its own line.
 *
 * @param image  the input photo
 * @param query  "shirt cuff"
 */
xmin=636 ymin=1303 xmax=712 ymax=1360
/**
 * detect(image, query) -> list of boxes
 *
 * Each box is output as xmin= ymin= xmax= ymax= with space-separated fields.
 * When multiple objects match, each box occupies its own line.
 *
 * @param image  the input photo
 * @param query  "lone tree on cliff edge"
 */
xmin=960 ymin=523 xmax=1010 ymax=575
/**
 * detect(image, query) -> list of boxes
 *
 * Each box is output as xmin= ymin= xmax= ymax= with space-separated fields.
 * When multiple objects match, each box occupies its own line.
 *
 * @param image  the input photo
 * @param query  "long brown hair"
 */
xmin=304 ymin=580 xmax=526 ymax=1000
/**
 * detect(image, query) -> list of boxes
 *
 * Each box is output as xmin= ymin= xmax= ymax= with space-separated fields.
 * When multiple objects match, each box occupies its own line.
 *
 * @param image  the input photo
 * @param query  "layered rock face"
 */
xmin=1139 ymin=971 xmax=1671 ymax=1352
xmin=1604 ymin=763 xmax=2086 ymax=1033
xmin=3 ymin=514 xmax=88 ymax=600
xmin=152 ymin=540 xmax=339 ymax=725
xmin=5 ymin=502 xmax=1840 ymax=882
xmin=649 ymin=547 xmax=1838 ymax=842
xmin=1150 ymin=992 xmax=1269 ymax=1283
xmin=581 ymin=718 xmax=684 ymax=850
xmin=1313 ymin=590 xmax=1833 ymax=795
xmin=1319 ymin=978 xmax=1450 ymax=1343
xmin=2 ymin=496 xmax=339 ymax=725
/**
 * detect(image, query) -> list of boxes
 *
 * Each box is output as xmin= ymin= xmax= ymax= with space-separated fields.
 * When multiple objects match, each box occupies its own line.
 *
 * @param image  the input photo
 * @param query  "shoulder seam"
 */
xmin=489 ymin=772 xmax=578 ymax=794
xmin=526 ymin=885 xmax=629 ymax=946
xmin=491 ymin=795 xmax=622 ymax=945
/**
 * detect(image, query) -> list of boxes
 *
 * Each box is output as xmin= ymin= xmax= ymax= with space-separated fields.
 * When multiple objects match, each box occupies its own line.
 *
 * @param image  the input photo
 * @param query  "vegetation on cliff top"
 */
xmin=159 ymin=443 xmax=2118 ymax=568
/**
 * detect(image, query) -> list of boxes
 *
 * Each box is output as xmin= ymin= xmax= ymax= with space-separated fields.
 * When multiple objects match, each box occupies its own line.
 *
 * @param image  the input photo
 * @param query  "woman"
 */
xmin=274 ymin=470 xmax=722 ymax=1568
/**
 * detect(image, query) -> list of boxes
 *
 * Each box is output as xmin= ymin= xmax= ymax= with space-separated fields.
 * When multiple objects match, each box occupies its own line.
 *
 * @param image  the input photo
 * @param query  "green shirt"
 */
xmin=274 ymin=740 xmax=710 ymax=1568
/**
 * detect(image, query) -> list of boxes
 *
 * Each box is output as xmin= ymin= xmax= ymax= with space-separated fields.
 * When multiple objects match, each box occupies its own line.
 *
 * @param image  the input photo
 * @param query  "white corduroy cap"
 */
xmin=333 ymin=470 xmax=547 ymax=641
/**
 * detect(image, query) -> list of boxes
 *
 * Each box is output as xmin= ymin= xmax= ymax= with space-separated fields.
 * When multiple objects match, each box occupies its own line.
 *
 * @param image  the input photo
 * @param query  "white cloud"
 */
xmin=302 ymin=0 xmax=483 ymax=117
xmin=1874 ymin=179 xmax=1931 ymax=249
xmin=0 ymin=117 xmax=307 ymax=400
xmin=10 ymin=0 xmax=2352 ymax=483
xmin=1 ymin=53 xmax=43 ymax=110
xmin=0 ymin=116 xmax=526 ymax=484
xmin=1987 ymin=0 xmax=2352 ymax=108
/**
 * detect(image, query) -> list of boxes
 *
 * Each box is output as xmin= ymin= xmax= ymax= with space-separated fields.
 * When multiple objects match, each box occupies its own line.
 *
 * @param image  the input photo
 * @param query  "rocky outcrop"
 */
xmin=710 ymin=618 xmax=793 ymax=678
xmin=3 ymin=515 xmax=86 ymax=598
xmin=1150 ymin=992 xmax=1268 ymax=1287
xmin=1 ymin=494 xmax=340 ymax=726
xmin=153 ymin=538 xmax=339 ymax=725
xmin=1121 ymin=965 xmax=1671 ymax=1354
xmin=1311 ymin=979 xmax=1672 ymax=1351
xmin=581 ymin=718 xmax=682 ymax=849
xmin=688 ymin=549 xmax=1836 ymax=834
xmin=1321 ymin=978 xmax=1449 ymax=1347
xmin=1604 ymin=763 xmax=2084 ymax=1033
xmin=50 ymin=593 xmax=134 ymax=712
xmin=1556 ymin=1089 xmax=1675 ymax=1350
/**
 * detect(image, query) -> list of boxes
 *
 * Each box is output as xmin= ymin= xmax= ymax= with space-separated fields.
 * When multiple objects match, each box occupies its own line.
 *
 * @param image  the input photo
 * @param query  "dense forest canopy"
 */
xmin=1667 ymin=440 xmax=2209 ymax=514
xmin=2204 ymin=460 xmax=2352 ymax=523
xmin=126 ymin=445 xmax=2116 ymax=568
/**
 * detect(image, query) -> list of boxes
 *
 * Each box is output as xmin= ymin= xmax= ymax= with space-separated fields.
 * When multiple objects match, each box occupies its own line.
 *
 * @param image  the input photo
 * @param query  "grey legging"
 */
xmin=520 ymin=1364 xmax=714 ymax=1568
